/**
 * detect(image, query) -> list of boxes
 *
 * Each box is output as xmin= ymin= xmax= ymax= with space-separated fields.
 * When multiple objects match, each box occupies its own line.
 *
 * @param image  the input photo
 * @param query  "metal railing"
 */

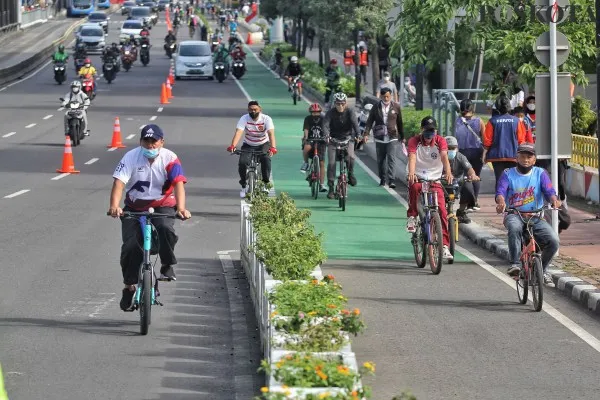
xmin=572 ymin=134 xmax=598 ymax=169
xmin=432 ymin=89 xmax=486 ymax=137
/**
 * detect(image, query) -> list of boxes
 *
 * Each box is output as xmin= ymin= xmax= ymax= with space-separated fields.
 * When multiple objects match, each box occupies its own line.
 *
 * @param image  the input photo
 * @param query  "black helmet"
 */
xmin=459 ymin=99 xmax=473 ymax=114
xmin=494 ymin=95 xmax=511 ymax=114
xmin=58 ymin=44 xmax=65 ymax=52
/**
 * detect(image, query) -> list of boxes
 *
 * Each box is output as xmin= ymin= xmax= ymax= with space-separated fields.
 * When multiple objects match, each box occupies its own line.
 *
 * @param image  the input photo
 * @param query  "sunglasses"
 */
xmin=334 ymin=102 xmax=346 ymax=106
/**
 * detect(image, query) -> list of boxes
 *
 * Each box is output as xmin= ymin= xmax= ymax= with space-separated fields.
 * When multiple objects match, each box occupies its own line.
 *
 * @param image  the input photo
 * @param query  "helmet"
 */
xmin=333 ymin=92 xmax=347 ymax=103
xmin=309 ymin=103 xmax=322 ymax=113
xmin=58 ymin=44 xmax=65 ymax=52
xmin=71 ymin=81 xmax=81 ymax=93
xmin=330 ymin=58 xmax=337 ymax=65
xmin=84 ymin=58 xmax=91 ymax=66
xmin=290 ymin=56 xmax=298 ymax=63
xmin=130 ymin=34 xmax=135 ymax=39
xmin=445 ymin=136 xmax=458 ymax=148
xmin=459 ymin=99 xmax=473 ymax=114
xmin=363 ymin=103 xmax=373 ymax=112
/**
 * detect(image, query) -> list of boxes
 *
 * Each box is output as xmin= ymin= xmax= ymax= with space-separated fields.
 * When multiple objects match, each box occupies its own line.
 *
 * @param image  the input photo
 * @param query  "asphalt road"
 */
xmin=0 ymin=14 xmax=262 ymax=400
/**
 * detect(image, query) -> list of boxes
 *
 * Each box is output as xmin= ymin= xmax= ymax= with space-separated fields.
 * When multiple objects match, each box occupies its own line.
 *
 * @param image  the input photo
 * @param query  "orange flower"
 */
xmin=336 ymin=365 xmax=350 ymax=375
xmin=326 ymin=274 xmax=334 ymax=280
xmin=311 ymin=279 xmax=319 ymax=285
xmin=341 ymin=309 xmax=351 ymax=315
xmin=285 ymin=354 xmax=293 ymax=360
xmin=353 ymin=308 xmax=360 ymax=316
xmin=327 ymin=304 xmax=337 ymax=309
xmin=316 ymin=370 xmax=328 ymax=380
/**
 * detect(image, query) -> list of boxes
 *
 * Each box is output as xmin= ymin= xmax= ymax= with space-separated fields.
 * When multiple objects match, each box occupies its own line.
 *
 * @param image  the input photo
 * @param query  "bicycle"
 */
xmin=233 ymin=148 xmax=266 ymax=198
xmin=107 ymin=208 xmax=184 ymax=335
xmin=506 ymin=205 xmax=554 ymax=312
xmin=441 ymin=177 xmax=472 ymax=264
xmin=411 ymin=178 xmax=444 ymax=274
xmin=289 ymin=76 xmax=301 ymax=105
xmin=329 ymin=137 xmax=353 ymax=211
xmin=305 ymin=137 xmax=326 ymax=199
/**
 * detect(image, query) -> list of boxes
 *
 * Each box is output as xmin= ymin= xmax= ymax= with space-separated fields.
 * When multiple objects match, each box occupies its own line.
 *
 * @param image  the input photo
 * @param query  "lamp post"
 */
xmin=354 ymin=28 xmax=361 ymax=102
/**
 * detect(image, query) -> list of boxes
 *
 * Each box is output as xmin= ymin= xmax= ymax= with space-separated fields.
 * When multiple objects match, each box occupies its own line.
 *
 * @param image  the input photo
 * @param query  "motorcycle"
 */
xmin=214 ymin=61 xmax=226 ymax=83
xmin=81 ymin=75 xmax=95 ymax=100
xmin=60 ymin=98 xmax=86 ymax=147
xmin=74 ymin=57 xmax=85 ymax=74
xmin=210 ymin=38 xmax=220 ymax=53
xmin=290 ymin=76 xmax=301 ymax=105
xmin=102 ymin=58 xmax=117 ymax=83
xmin=121 ymin=49 xmax=135 ymax=71
xmin=140 ymin=43 xmax=150 ymax=66
xmin=165 ymin=41 xmax=177 ymax=58
xmin=53 ymin=61 xmax=67 ymax=84
xmin=231 ymin=58 xmax=245 ymax=79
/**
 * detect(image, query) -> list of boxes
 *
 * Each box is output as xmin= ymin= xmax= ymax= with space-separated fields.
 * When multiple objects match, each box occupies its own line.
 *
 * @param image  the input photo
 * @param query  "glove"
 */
xmin=268 ymin=147 xmax=277 ymax=156
xmin=226 ymin=145 xmax=236 ymax=152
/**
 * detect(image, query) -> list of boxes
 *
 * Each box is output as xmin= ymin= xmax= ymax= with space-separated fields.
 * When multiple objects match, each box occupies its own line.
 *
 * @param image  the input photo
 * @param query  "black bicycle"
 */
xmin=330 ymin=137 xmax=353 ymax=211
xmin=306 ymin=138 xmax=327 ymax=199
xmin=233 ymin=148 xmax=267 ymax=198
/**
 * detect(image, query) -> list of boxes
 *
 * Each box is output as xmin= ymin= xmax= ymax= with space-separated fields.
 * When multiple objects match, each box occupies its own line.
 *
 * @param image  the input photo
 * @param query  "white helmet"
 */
xmin=290 ymin=56 xmax=298 ymax=63
xmin=71 ymin=81 xmax=81 ymax=93
xmin=363 ymin=103 xmax=373 ymax=111
xmin=333 ymin=92 xmax=347 ymax=103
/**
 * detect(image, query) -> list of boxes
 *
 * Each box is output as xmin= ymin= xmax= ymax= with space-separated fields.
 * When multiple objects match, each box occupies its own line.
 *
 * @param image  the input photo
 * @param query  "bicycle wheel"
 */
xmin=516 ymin=263 xmax=528 ymax=304
xmin=247 ymin=171 xmax=256 ymax=196
xmin=531 ymin=256 xmax=544 ymax=312
xmin=340 ymin=181 xmax=346 ymax=211
xmin=312 ymin=156 xmax=320 ymax=199
xmin=140 ymin=268 xmax=152 ymax=335
xmin=292 ymin=92 xmax=297 ymax=105
xmin=428 ymin=211 xmax=444 ymax=274
xmin=448 ymin=217 xmax=456 ymax=265
xmin=412 ymin=218 xmax=426 ymax=268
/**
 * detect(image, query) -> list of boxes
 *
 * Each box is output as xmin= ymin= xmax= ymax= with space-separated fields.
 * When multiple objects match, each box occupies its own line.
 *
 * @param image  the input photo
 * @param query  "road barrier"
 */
xmin=572 ymin=134 xmax=598 ymax=169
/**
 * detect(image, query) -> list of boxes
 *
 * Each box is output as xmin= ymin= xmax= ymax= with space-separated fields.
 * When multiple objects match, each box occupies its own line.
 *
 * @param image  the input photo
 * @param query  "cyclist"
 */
xmin=495 ymin=142 xmax=560 ymax=284
xmin=323 ymin=92 xmax=360 ymax=199
xmin=406 ymin=116 xmax=454 ymax=260
xmin=324 ymin=59 xmax=341 ymax=105
xmin=227 ymin=100 xmax=277 ymax=198
xmin=284 ymin=56 xmax=303 ymax=97
xmin=301 ymin=103 xmax=328 ymax=193
xmin=444 ymin=136 xmax=480 ymax=224
xmin=108 ymin=124 xmax=192 ymax=311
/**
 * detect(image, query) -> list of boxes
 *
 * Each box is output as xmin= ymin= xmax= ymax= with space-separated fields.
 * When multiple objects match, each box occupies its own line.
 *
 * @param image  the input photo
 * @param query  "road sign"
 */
xmin=534 ymin=30 xmax=570 ymax=67
xmin=535 ymin=0 xmax=570 ymax=24
xmin=386 ymin=4 xmax=402 ymax=37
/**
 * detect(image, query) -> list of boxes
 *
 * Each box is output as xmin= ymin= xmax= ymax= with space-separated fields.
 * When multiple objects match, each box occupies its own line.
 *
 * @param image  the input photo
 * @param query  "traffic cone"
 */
xmin=56 ymin=136 xmax=80 ymax=174
xmin=160 ymin=83 xmax=170 ymax=104
xmin=246 ymin=32 xmax=253 ymax=45
xmin=166 ymin=79 xmax=173 ymax=98
xmin=168 ymin=65 xmax=175 ymax=85
xmin=107 ymin=117 xmax=126 ymax=149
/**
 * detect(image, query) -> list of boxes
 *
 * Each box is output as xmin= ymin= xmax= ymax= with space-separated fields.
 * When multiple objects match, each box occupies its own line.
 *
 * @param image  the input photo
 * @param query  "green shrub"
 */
xmin=401 ymin=109 xmax=433 ymax=139
xmin=571 ymin=95 xmax=597 ymax=136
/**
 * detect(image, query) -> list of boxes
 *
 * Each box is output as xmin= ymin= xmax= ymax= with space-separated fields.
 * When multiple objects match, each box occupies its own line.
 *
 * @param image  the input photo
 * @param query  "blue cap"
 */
xmin=140 ymin=124 xmax=164 ymax=140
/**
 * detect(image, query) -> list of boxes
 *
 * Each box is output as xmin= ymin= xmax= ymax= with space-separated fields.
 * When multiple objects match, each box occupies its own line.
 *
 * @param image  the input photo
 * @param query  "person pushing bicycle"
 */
xmin=108 ymin=124 xmax=192 ymax=311
xmin=406 ymin=116 xmax=454 ymax=261
xmin=495 ymin=142 xmax=560 ymax=285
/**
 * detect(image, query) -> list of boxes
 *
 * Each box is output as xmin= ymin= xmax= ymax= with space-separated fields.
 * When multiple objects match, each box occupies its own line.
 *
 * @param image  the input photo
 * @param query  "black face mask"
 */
xmin=312 ymin=116 xmax=320 ymax=123
xmin=517 ymin=164 xmax=533 ymax=174
xmin=249 ymin=111 xmax=259 ymax=119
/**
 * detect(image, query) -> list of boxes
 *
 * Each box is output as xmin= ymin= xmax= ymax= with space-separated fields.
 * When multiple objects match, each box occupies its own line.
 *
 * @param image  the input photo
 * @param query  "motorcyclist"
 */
xmin=140 ymin=28 xmax=151 ymax=47
xmin=78 ymin=58 xmax=97 ymax=96
xmin=324 ymin=59 xmax=341 ymax=105
xmin=52 ymin=44 xmax=69 ymax=63
xmin=102 ymin=43 xmax=121 ymax=72
xmin=213 ymin=43 xmax=230 ymax=74
xmin=284 ymin=55 xmax=303 ymax=97
xmin=62 ymin=81 xmax=91 ymax=136
xmin=164 ymin=30 xmax=177 ymax=53
xmin=73 ymin=43 xmax=87 ymax=72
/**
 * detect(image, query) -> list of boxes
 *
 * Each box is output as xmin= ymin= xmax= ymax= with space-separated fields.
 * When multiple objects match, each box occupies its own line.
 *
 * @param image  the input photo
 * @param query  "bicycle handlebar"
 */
xmin=231 ymin=149 xmax=268 ymax=156
xmin=505 ymin=205 xmax=556 ymax=215
xmin=106 ymin=209 xmax=185 ymax=220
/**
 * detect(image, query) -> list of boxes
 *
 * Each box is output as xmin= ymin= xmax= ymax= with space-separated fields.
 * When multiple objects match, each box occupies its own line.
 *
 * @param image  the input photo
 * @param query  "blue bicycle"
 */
xmin=411 ymin=178 xmax=444 ymax=274
xmin=108 ymin=208 xmax=183 ymax=335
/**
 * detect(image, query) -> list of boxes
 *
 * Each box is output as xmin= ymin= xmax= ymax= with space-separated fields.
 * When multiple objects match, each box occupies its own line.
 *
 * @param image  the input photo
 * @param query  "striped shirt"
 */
xmin=237 ymin=113 xmax=274 ymax=146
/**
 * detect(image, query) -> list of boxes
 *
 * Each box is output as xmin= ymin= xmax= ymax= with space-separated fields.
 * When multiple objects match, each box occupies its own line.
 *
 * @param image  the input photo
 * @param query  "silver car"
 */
xmin=129 ymin=6 xmax=155 ymax=27
xmin=76 ymin=24 xmax=106 ymax=54
xmin=87 ymin=12 xmax=109 ymax=33
xmin=174 ymin=41 xmax=214 ymax=80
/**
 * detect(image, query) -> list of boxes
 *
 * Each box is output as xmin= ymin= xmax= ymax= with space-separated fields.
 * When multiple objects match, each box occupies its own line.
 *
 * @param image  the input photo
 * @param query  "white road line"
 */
xmin=2 ymin=132 xmax=16 ymax=138
xmin=43 ymin=114 xmax=53 ymax=120
xmin=241 ymin=45 xmax=600 ymax=355
xmin=0 ymin=59 xmax=53 ymax=91
xmin=58 ymin=107 xmax=64 ymax=111
xmin=107 ymin=147 xmax=118 ymax=152
xmin=149 ymin=115 xmax=157 ymax=121
xmin=139 ymin=125 xmax=146 ymax=130
xmin=84 ymin=158 xmax=99 ymax=165
xmin=126 ymin=134 xmax=135 ymax=139
xmin=25 ymin=123 xmax=36 ymax=128
xmin=157 ymin=107 xmax=163 ymax=112
xmin=51 ymin=173 xmax=70 ymax=180
xmin=3 ymin=189 xmax=30 ymax=199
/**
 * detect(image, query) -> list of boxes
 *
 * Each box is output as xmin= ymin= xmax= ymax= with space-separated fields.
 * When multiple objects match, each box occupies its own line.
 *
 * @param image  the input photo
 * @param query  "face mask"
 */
xmin=516 ymin=164 xmax=533 ymax=174
xmin=519 ymin=117 xmax=524 ymax=122
xmin=72 ymin=88 xmax=80 ymax=93
xmin=384 ymin=77 xmax=390 ymax=82
xmin=142 ymin=147 xmax=159 ymax=159
xmin=312 ymin=116 xmax=320 ymax=122
xmin=527 ymin=104 xmax=535 ymax=111
xmin=448 ymin=150 xmax=457 ymax=160
xmin=249 ymin=111 xmax=259 ymax=119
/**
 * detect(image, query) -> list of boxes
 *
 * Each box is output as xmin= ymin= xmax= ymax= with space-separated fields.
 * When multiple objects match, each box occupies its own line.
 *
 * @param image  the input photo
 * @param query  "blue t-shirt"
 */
xmin=496 ymin=166 xmax=556 ymax=211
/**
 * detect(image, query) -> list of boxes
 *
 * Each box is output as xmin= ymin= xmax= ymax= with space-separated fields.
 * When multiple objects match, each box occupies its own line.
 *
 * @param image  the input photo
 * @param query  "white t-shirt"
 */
xmin=406 ymin=135 xmax=448 ymax=180
xmin=236 ymin=113 xmax=274 ymax=146
xmin=113 ymin=147 xmax=187 ymax=210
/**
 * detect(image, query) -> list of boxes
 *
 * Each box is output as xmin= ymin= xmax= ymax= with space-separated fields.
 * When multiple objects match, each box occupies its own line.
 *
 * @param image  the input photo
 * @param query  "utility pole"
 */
xmin=549 ymin=0 xmax=559 ymax=233
xmin=354 ymin=28 xmax=362 ymax=102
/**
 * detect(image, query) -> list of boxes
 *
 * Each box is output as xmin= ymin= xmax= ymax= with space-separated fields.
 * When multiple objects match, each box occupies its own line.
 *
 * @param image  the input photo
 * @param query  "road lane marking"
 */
xmin=84 ymin=158 xmax=99 ymax=165
xmin=157 ymin=107 xmax=163 ymax=112
xmin=241 ymin=45 xmax=600 ymax=355
xmin=107 ymin=147 xmax=118 ymax=152
xmin=51 ymin=173 xmax=70 ymax=180
xmin=149 ymin=115 xmax=157 ymax=121
xmin=58 ymin=107 xmax=64 ymax=111
xmin=43 ymin=114 xmax=53 ymax=120
xmin=88 ymin=295 xmax=117 ymax=318
xmin=25 ymin=123 xmax=36 ymax=128
xmin=3 ymin=189 xmax=30 ymax=199
xmin=2 ymin=132 xmax=16 ymax=138
xmin=139 ymin=125 xmax=146 ymax=130
xmin=126 ymin=134 xmax=135 ymax=139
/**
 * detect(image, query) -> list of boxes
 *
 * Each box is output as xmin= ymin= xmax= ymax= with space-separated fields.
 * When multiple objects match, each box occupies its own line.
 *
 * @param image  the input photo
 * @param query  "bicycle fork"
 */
xmin=137 ymin=217 xmax=162 ymax=307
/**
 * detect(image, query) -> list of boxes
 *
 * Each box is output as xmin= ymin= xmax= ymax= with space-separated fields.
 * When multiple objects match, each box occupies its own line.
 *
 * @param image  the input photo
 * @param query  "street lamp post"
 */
xmin=354 ymin=28 xmax=361 ymax=102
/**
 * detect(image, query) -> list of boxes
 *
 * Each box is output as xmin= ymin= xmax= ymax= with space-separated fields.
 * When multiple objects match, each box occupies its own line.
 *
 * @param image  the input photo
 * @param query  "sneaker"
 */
xmin=319 ymin=184 xmax=328 ymax=193
xmin=507 ymin=264 xmax=521 ymax=276
xmin=84 ymin=130 xmax=90 ymax=136
xmin=471 ymin=203 xmax=481 ymax=211
xmin=327 ymin=189 xmax=335 ymax=199
xmin=239 ymin=186 xmax=247 ymax=198
xmin=120 ymin=287 xmax=135 ymax=311
xmin=379 ymin=179 xmax=385 ymax=186
xmin=262 ymin=186 xmax=270 ymax=194
xmin=406 ymin=216 xmax=417 ymax=233
xmin=159 ymin=265 xmax=176 ymax=281
xmin=300 ymin=162 xmax=309 ymax=172
xmin=443 ymin=245 xmax=453 ymax=260
xmin=389 ymin=182 xmax=396 ymax=189
xmin=457 ymin=210 xmax=471 ymax=224
xmin=543 ymin=272 xmax=554 ymax=286
xmin=348 ymin=174 xmax=357 ymax=186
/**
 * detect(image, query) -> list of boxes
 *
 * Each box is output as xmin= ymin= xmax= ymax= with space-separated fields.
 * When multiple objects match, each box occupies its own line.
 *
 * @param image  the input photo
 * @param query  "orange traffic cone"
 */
xmin=56 ymin=136 xmax=80 ymax=174
xmin=107 ymin=117 xmax=126 ymax=148
xmin=246 ymin=32 xmax=253 ymax=45
xmin=168 ymin=66 xmax=175 ymax=85
xmin=166 ymin=79 xmax=173 ymax=98
xmin=160 ymin=83 xmax=170 ymax=104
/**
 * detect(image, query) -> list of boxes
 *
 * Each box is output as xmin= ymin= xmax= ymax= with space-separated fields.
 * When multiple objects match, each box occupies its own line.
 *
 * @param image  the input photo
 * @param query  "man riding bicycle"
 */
xmin=227 ymin=100 xmax=277 ymax=198
xmin=495 ymin=142 xmax=560 ymax=284
xmin=284 ymin=56 xmax=303 ymax=97
xmin=323 ymin=92 xmax=360 ymax=199
xmin=406 ymin=117 xmax=454 ymax=261
xmin=108 ymin=124 xmax=191 ymax=311
xmin=324 ymin=59 xmax=341 ymax=105
xmin=301 ymin=103 xmax=328 ymax=193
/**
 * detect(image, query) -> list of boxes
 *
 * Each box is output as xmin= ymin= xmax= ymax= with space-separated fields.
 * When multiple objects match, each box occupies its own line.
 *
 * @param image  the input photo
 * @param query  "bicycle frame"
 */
xmin=234 ymin=149 xmax=266 ymax=196
xmin=418 ymin=180 xmax=440 ymax=244
xmin=136 ymin=215 xmax=156 ymax=305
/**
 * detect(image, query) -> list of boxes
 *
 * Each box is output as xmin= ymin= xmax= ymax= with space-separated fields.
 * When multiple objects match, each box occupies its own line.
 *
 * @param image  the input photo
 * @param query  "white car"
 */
xmin=174 ymin=41 xmax=214 ymax=80
xmin=119 ymin=20 xmax=144 ymax=42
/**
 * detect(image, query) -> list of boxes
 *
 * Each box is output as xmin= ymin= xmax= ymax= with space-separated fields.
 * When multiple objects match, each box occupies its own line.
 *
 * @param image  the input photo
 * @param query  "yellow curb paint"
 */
xmin=0 ymin=363 xmax=8 ymax=400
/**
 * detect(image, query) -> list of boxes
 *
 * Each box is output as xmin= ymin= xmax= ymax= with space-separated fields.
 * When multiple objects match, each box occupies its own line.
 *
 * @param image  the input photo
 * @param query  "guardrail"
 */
xmin=21 ymin=6 xmax=51 ymax=28
xmin=572 ymin=134 xmax=598 ymax=169
xmin=432 ymin=89 xmax=487 ymax=137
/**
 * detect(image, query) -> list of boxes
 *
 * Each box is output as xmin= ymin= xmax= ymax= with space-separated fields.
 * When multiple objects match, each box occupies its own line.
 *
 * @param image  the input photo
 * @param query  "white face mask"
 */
xmin=72 ymin=88 xmax=80 ymax=93
xmin=384 ymin=76 xmax=390 ymax=82
xmin=519 ymin=117 xmax=524 ymax=122
xmin=527 ymin=103 xmax=535 ymax=111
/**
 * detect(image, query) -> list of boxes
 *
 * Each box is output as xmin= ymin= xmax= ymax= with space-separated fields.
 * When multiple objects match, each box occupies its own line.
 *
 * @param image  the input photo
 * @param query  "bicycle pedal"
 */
xmin=155 ymin=300 xmax=164 ymax=306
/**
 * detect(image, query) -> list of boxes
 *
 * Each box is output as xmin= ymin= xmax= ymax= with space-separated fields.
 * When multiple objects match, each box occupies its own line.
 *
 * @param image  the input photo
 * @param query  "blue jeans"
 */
xmin=504 ymin=214 xmax=560 ymax=271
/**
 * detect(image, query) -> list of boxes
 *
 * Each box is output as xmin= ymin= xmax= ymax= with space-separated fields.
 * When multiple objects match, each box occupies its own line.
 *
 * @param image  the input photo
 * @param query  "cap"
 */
xmin=445 ymin=136 xmax=458 ymax=147
xmin=140 ymin=124 xmax=164 ymax=140
xmin=517 ymin=142 xmax=536 ymax=155
xmin=421 ymin=116 xmax=436 ymax=130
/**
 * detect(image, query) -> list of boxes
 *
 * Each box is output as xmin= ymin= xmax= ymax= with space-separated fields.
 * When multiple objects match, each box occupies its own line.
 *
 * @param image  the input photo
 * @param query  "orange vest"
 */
xmin=344 ymin=49 xmax=355 ymax=65
xmin=359 ymin=51 xmax=368 ymax=66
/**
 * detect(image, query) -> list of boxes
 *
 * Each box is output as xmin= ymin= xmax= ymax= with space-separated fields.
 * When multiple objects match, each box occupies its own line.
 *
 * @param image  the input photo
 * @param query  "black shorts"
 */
xmin=306 ymin=141 xmax=326 ymax=158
